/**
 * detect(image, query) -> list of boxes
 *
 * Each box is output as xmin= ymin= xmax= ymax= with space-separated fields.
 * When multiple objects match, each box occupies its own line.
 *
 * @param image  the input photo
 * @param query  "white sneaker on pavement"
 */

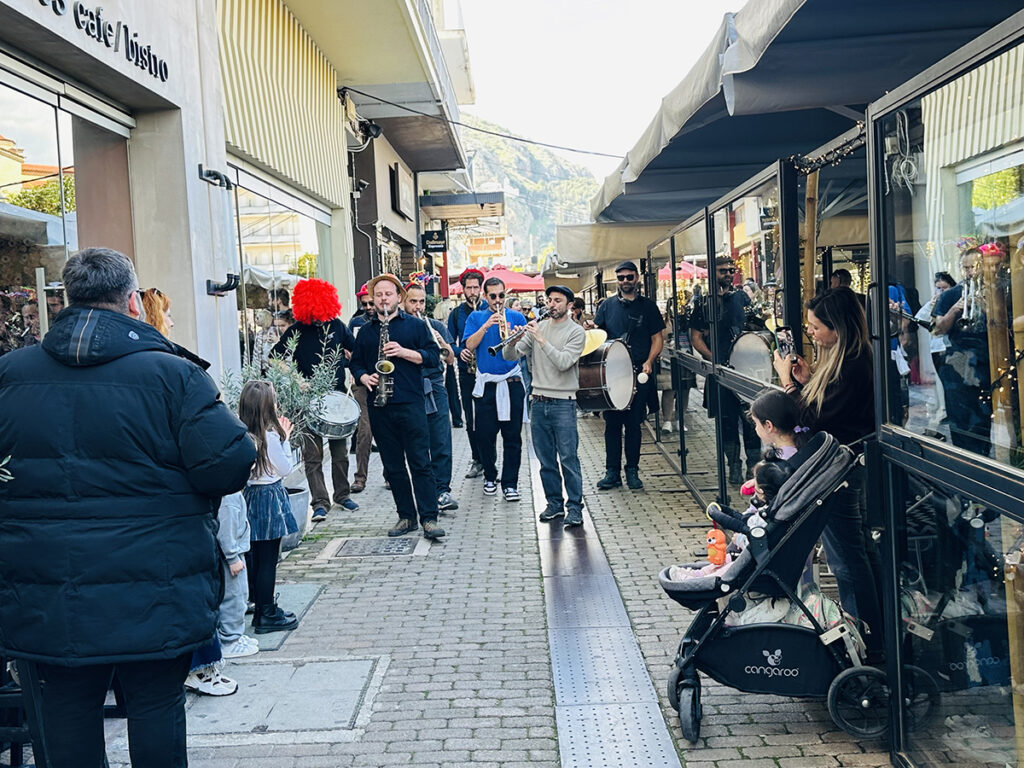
xmin=185 ymin=667 xmax=238 ymax=696
xmin=222 ymin=635 xmax=260 ymax=658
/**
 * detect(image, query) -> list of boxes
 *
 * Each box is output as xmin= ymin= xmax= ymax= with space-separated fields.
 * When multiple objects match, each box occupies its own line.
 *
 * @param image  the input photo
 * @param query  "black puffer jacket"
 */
xmin=0 ymin=306 xmax=256 ymax=666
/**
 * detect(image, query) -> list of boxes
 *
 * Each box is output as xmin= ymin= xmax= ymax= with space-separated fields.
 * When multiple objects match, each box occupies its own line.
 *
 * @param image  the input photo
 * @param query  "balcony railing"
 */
xmin=416 ymin=0 xmax=460 ymax=122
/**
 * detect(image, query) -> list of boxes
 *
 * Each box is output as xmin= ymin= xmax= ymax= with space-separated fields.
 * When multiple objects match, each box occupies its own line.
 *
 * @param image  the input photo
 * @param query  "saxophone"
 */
xmin=465 ymin=297 xmax=479 ymax=375
xmin=374 ymin=313 xmax=395 ymax=407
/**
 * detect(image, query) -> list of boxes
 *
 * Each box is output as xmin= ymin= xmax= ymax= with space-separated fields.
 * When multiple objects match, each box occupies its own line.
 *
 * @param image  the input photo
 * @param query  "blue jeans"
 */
xmin=820 ymin=465 xmax=884 ymax=654
xmin=532 ymin=398 xmax=583 ymax=515
xmin=427 ymin=381 xmax=453 ymax=494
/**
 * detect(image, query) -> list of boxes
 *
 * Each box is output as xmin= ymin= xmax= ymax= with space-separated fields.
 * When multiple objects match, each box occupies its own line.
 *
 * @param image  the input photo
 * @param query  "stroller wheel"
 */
xmin=676 ymin=676 xmax=701 ymax=743
xmin=902 ymin=664 xmax=939 ymax=731
xmin=827 ymin=666 xmax=890 ymax=739
xmin=667 ymin=665 xmax=681 ymax=710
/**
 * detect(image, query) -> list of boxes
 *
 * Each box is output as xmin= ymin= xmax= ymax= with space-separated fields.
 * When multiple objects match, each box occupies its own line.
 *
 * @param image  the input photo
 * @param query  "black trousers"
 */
xmin=474 ymin=379 xmax=525 ymax=487
xmin=246 ymin=537 xmax=281 ymax=608
xmin=603 ymin=378 xmax=652 ymax=472
xmin=445 ymin=364 xmax=463 ymax=425
xmin=370 ymin=400 xmax=438 ymax=523
xmin=458 ymin=370 xmax=481 ymax=463
xmin=36 ymin=653 xmax=192 ymax=768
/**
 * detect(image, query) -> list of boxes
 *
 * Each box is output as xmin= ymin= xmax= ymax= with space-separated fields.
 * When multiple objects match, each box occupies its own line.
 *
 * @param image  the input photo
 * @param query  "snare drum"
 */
xmin=309 ymin=391 xmax=361 ymax=440
xmin=728 ymin=331 xmax=775 ymax=381
xmin=577 ymin=340 xmax=636 ymax=412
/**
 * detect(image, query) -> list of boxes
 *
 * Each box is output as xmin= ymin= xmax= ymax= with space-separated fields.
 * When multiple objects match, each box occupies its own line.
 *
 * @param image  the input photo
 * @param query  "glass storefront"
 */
xmin=0 ymin=77 xmax=132 ymax=352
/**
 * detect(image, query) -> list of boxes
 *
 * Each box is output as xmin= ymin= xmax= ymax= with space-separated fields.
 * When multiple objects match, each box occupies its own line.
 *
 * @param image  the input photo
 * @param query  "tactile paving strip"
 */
xmin=557 ymin=702 xmax=680 ymax=768
xmin=545 ymin=574 xmax=630 ymax=628
xmin=334 ymin=537 xmax=418 ymax=556
xmin=550 ymin=626 xmax=656 ymax=705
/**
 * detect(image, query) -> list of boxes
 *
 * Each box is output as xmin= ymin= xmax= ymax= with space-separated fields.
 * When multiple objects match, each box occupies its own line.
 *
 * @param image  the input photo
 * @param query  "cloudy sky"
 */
xmin=458 ymin=0 xmax=746 ymax=181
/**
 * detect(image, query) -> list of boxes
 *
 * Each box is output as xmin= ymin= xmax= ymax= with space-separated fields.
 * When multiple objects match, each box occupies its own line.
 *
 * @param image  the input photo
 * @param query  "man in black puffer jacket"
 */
xmin=0 ymin=248 xmax=256 ymax=768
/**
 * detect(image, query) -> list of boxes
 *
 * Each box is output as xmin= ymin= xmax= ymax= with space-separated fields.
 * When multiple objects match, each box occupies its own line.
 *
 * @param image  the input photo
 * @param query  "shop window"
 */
xmin=709 ymin=179 xmax=782 ymax=384
xmin=878 ymin=42 xmax=1024 ymax=472
xmin=894 ymin=466 xmax=1019 ymax=767
xmin=670 ymin=219 xmax=710 ymax=357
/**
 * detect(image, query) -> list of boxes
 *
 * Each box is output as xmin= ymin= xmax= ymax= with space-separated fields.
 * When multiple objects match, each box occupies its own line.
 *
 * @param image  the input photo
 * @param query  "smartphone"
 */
xmin=774 ymin=326 xmax=794 ymax=360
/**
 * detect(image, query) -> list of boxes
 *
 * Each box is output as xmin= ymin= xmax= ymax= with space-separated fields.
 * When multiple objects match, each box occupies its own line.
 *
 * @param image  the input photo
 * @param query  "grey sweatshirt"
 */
xmin=504 ymin=317 xmax=586 ymax=398
xmin=216 ymin=491 xmax=251 ymax=565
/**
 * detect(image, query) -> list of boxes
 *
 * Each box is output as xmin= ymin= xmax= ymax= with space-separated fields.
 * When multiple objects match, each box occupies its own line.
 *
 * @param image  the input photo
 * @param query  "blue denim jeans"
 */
xmin=426 ymin=381 xmax=453 ymax=494
xmin=531 ymin=398 xmax=583 ymax=515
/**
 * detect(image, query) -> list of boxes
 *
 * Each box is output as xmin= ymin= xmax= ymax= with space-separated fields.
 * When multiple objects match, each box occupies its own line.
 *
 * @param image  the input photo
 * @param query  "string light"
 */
xmin=788 ymin=126 xmax=866 ymax=175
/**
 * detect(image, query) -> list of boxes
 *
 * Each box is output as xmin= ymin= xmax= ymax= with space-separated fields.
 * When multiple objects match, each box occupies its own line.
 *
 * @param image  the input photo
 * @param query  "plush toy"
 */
xmin=707 ymin=529 xmax=728 ymax=566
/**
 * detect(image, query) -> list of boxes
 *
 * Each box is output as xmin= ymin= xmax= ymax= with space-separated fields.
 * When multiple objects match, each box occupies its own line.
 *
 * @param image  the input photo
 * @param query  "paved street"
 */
xmin=99 ymin=414 xmax=891 ymax=767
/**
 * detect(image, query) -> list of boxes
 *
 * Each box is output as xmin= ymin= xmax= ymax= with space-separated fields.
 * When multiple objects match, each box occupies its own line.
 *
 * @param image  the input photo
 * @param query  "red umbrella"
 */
xmin=658 ymin=260 xmax=708 ymax=281
xmin=449 ymin=264 xmax=546 ymax=294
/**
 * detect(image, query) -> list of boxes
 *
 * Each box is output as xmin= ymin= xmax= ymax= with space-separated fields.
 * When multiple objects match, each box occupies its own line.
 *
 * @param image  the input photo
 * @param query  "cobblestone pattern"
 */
xmin=108 ymin=426 xmax=559 ymax=768
xmin=575 ymin=415 xmax=892 ymax=767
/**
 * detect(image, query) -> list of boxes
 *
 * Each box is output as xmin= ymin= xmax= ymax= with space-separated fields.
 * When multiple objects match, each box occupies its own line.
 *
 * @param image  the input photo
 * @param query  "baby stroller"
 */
xmin=659 ymin=432 xmax=904 ymax=741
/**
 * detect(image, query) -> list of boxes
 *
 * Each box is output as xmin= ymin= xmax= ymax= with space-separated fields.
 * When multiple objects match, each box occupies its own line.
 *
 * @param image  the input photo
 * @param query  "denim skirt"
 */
xmin=244 ymin=480 xmax=298 ymax=541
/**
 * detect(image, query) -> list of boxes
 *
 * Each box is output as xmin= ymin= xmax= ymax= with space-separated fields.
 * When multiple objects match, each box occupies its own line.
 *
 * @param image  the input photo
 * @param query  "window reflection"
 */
xmin=670 ymin=220 xmax=710 ymax=357
xmin=880 ymin=41 xmax=1024 ymax=469
xmin=680 ymin=371 xmax=720 ymax=496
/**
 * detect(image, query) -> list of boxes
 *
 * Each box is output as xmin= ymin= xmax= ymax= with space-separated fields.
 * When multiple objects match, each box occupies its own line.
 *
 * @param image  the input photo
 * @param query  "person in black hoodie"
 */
xmin=0 ymin=248 xmax=256 ymax=768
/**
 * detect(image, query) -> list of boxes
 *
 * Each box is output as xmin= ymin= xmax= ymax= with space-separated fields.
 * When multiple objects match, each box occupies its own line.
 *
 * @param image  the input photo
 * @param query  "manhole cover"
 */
xmin=335 ymin=537 xmax=418 ymax=556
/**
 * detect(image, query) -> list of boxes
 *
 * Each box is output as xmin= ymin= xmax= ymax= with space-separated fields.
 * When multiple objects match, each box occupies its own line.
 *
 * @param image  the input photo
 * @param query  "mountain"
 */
xmin=456 ymin=114 xmax=598 ymax=270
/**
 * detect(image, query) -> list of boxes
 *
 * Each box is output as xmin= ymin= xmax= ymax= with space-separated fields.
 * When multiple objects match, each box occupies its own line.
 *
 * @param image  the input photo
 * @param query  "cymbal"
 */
xmin=581 ymin=329 xmax=607 ymax=357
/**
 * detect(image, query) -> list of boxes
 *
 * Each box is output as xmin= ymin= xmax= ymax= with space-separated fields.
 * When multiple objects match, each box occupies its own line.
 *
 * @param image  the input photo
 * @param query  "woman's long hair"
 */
xmin=238 ymin=380 xmax=287 ymax=480
xmin=141 ymin=288 xmax=171 ymax=336
xmin=801 ymin=287 xmax=870 ymax=417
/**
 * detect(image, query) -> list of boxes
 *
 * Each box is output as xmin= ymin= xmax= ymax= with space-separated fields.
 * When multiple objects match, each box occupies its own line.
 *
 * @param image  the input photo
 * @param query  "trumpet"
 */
xmin=488 ymin=307 xmax=549 ymax=356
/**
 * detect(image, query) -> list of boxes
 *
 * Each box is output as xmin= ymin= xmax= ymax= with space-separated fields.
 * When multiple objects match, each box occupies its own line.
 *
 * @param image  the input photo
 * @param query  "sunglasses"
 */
xmin=488 ymin=292 xmax=505 ymax=299
xmin=718 ymin=267 xmax=737 ymax=274
xmin=616 ymin=274 xmax=637 ymax=282
xmin=360 ymin=301 xmax=373 ymax=307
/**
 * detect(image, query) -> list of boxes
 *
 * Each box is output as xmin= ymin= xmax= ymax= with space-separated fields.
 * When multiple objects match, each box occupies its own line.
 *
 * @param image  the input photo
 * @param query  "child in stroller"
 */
xmin=658 ymin=431 xmax=917 ymax=741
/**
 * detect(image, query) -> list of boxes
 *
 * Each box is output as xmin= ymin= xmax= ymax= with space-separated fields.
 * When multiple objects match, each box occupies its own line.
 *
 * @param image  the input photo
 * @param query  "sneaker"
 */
xmin=222 ymin=635 xmax=259 ymax=658
xmin=503 ymin=487 xmax=521 ymax=502
xmin=438 ymin=492 xmax=459 ymax=511
xmin=311 ymin=507 xmax=328 ymax=522
xmin=185 ymin=667 xmax=238 ymax=696
xmin=565 ymin=510 xmax=584 ymax=528
xmin=483 ymin=481 xmax=497 ymax=496
xmin=539 ymin=507 xmax=565 ymax=522
xmin=625 ymin=468 xmax=644 ymax=490
xmin=661 ymin=421 xmax=674 ymax=433
xmin=388 ymin=518 xmax=418 ymax=537
xmin=351 ymin=480 xmax=366 ymax=493
xmin=596 ymin=471 xmax=622 ymax=490
xmin=422 ymin=520 xmax=446 ymax=540
xmin=465 ymin=461 xmax=484 ymax=479
xmin=338 ymin=498 xmax=359 ymax=511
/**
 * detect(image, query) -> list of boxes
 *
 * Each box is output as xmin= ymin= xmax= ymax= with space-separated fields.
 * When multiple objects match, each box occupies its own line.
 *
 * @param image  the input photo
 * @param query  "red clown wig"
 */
xmin=291 ymin=279 xmax=341 ymax=324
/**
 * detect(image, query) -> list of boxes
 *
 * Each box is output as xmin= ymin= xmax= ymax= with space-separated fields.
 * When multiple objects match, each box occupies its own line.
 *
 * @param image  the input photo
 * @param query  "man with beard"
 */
xmin=690 ymin=256 xmax=760 ymax=485
xmin=350 ymin=274 xmax=444 ymax=539
xmin=594 ymin=261 xmax=665 ymax=490
xmin=504 ymin=286 xmax=587 ymax=526
xmin=448 ymin=268 xmax=487 ymax=478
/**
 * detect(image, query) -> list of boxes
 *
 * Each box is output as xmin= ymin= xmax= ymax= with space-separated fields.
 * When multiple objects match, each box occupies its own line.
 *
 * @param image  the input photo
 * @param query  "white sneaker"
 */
xmin=222 ymin=635 xmax=260 ymax=658
xmin=185 ymin=667 xmax=238 ymax=696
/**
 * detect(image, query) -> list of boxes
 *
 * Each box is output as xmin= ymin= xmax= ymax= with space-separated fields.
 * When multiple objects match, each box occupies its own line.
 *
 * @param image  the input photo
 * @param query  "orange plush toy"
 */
xmin=707 ymin=529 xmax=728 ymax=566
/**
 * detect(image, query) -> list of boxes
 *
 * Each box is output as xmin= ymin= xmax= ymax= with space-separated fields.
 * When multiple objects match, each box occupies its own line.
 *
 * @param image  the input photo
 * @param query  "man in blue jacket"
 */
xmin=0 ymin=248 xmax=257 ymax=768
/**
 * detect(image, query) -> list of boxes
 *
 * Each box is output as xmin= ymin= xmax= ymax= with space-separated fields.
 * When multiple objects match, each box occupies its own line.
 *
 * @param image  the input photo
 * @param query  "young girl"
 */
xmin=747 ymin=388 xmax=807 ymax=464
xmin=238 ymin=381 xmax=299 ymax=633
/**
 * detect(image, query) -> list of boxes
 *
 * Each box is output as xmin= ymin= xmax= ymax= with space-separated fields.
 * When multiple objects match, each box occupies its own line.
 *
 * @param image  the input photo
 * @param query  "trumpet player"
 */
xmin=404 ymin=283 xmax=460 ymax=514
xmin=350 ymin=274 xmax=445 ymax=539
xmin=448 ymin=268 xmax=487 ymax=478
xmin=463 ymin=277 xmax=528 ymax=501
xmin=932 ymin=247 xmax=992 ymax=454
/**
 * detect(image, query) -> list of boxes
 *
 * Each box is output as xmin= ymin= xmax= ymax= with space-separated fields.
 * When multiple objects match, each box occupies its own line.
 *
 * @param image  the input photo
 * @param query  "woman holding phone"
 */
xmin=772 ymin=287 xmax=882 ymax=659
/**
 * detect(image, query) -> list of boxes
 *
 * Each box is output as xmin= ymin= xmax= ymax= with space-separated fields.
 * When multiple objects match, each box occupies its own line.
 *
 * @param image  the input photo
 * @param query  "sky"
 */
xmin=458 ymin=0 xmax=746 ymax=182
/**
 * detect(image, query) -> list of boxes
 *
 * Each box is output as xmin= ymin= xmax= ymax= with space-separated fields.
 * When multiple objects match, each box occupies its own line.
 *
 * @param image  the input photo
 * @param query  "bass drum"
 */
xmin=577 ymin=340 xmax=636 ymax=412
xmin=728 ymin=331 xmax=775 ymax=381
xmin=309 ymin=391 xmax=361 ymax=440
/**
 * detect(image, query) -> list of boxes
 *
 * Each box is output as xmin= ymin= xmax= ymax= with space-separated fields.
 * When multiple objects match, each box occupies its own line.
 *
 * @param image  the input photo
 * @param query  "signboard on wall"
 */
xmin=391 ymin=162 xmax=415 ymax=220
xmin=421 ymin=230 xmax=446 ymax=253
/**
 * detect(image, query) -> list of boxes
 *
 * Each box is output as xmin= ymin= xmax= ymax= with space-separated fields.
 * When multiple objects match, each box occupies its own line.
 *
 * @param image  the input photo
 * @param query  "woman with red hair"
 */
xmin=271 ymin=279 xmax=358 ymax=521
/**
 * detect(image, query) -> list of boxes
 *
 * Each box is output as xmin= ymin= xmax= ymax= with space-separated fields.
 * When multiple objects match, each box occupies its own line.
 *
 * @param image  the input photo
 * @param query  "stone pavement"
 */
xmin=91 ymin=411 xmax=893 ymax=768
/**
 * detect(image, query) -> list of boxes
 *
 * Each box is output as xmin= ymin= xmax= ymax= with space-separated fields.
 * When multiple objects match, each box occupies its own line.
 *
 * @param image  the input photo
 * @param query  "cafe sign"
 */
xmin=421 ymin=230 xmax=447 ymax=253
xmin=38 ymin=1 xmax=170 ymax=82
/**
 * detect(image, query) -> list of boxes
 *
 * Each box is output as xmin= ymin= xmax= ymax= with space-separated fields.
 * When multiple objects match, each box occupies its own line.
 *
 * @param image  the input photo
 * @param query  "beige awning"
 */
xmin=551 ymin=222 xmax=677 ymax=273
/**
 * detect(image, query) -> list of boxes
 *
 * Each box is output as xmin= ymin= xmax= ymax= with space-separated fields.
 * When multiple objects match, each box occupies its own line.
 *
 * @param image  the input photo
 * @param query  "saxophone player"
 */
xmin=404 ymin=283 xmax=460 ymax=514
xmin=350 ymin=274 xmax=445 ymax=539
xmin=463 ymin=277 xmax=528 ymax=501
xmin=448 ymin=268 xmax=487 ymax=479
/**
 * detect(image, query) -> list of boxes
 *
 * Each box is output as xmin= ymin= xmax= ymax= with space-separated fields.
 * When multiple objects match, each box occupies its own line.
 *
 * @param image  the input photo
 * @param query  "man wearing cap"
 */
xmin=463 ymin=277 xmax=528 ymax=501
xmin=594 ymin=261 xmax=665 ymax=490
xmin=349 ymin=284 xmax=374 ymax=492
xmin=404 ymin=282 xmax=460 ymax=513
xmin=350 ymin=274 xmax=445 ymax=539
xmin=448 ymin=268 xmax=487 ymax=478
xmin=505 ymin=286 xmax=587 ymax=526
xmin=690 ymin=256 xmax=760 ymax=485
